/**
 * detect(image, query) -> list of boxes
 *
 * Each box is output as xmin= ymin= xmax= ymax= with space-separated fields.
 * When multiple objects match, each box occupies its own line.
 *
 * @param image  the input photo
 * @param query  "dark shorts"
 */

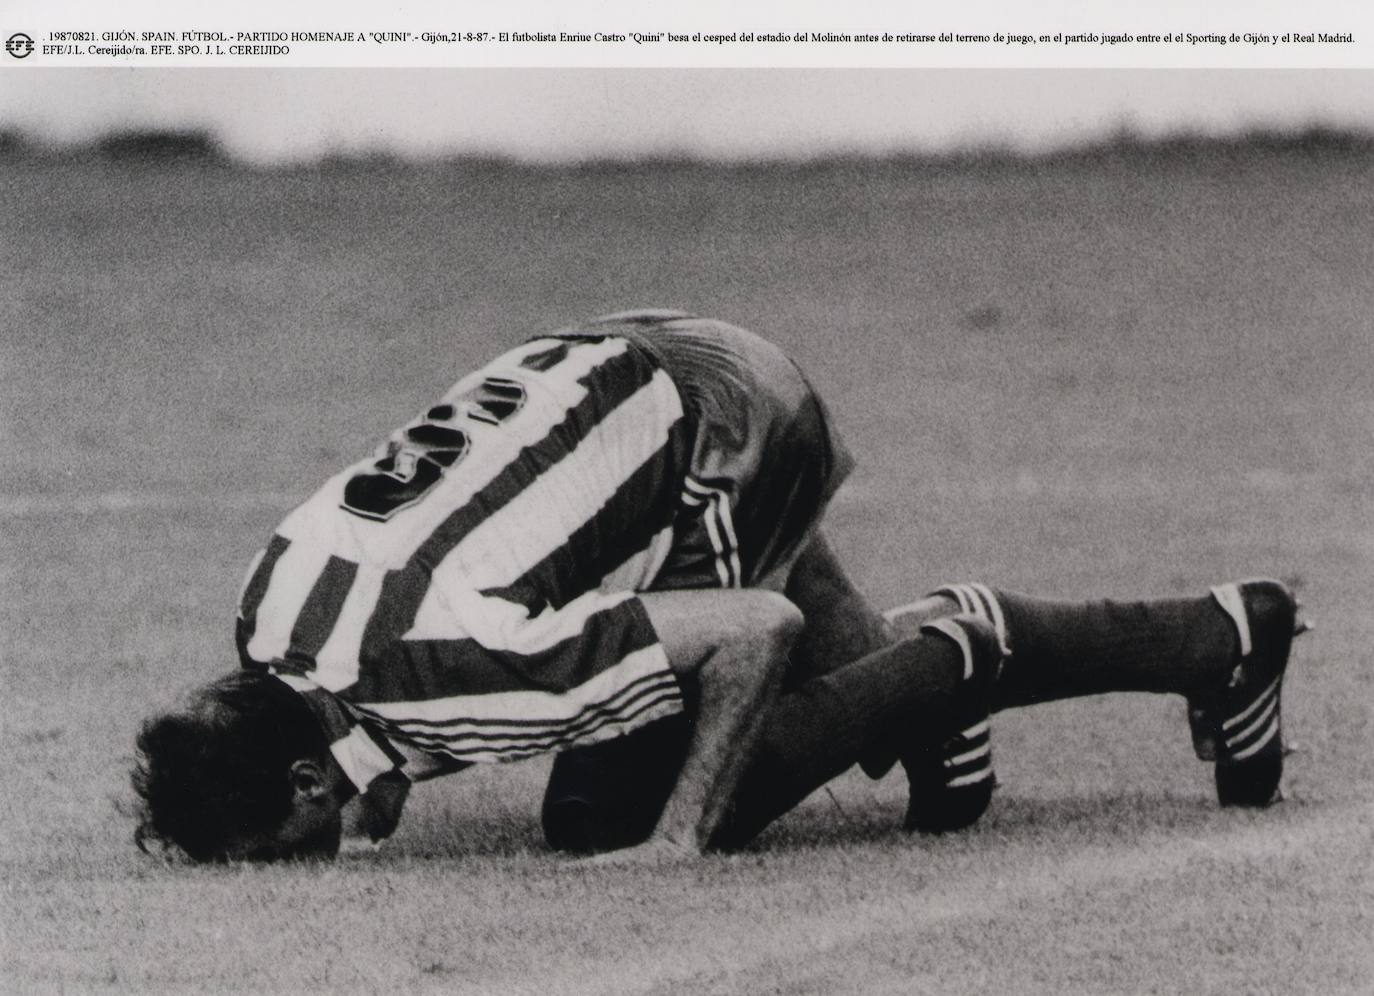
xmin=569 ymin=310 xmax=855 ymax=591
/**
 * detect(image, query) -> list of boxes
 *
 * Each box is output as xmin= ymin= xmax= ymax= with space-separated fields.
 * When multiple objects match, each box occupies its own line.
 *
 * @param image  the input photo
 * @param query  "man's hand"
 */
xmin=576 ymin=835 xmax=697 ymax=867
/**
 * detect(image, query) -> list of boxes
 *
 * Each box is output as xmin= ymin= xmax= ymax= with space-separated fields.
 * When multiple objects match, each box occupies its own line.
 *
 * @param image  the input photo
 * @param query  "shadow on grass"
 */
xmin=982 ymin=791 xmax=1219 ymax=837
xmin=741 ymin=789 xmax=1219 ymax=855
xmin=382 ymin=787 xmax=1221 ymax=862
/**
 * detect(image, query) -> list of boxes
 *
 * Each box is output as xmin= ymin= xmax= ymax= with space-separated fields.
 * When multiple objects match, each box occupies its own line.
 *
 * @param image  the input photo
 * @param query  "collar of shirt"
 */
xmin=269 ymin=670 xmax=412 ymax=843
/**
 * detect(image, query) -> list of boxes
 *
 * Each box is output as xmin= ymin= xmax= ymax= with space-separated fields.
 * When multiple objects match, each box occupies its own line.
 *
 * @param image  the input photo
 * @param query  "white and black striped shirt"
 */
xmin=236 ymin=332 xmax=703 ymax=824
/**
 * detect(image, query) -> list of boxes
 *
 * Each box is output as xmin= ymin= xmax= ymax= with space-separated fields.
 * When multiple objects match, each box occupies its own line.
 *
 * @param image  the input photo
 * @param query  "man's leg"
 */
xmin=887 ymin=584 xmax=1232 ymax=704
xmin=544 ymin=536 xmax=1305 ymax=853
xmin=710 ymin=614 xmax=1002 ymax=847
xmin=600 ymin=588 xmax=802 ymax=859
xmin=889 ymin=578 xmax=1306 ymax=805
xmin=541 ymin=587 xmax=807 ymax=857
xmin=543 ymin=611 xmax=1003 ymax=853
xmin=779 ymin=531 xmax=896 ymax=684
xmin=728 ymin=555 xmax=1305 ymax=819
xmin=544 ymin=532 xmax=901 ymax=854
xmin=782 ymin=534 xmax=1303 ymax=716
xmin=541 ymin=715 xmax=690 ymax=855
xmin=544 ymin=534 xmax=1002 ymax=854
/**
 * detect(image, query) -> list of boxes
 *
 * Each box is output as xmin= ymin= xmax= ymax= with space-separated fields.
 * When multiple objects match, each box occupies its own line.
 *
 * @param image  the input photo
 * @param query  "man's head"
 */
xmin=132 ymin=670 xmax=346 ymax=862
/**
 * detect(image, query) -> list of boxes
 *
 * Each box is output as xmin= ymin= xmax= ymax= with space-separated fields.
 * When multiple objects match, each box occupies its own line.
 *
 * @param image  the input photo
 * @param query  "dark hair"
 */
xmin=132 ymin=670 xmax=329 ymax=862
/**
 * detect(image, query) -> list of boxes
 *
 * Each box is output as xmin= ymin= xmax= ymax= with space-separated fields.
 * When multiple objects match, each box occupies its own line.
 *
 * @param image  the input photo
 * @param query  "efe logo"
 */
xmin=6 ymin=32 xmax=34 ymax=58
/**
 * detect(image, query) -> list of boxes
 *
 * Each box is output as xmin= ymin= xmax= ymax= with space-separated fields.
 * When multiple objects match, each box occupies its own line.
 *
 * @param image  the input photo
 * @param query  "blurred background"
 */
xmin=3 ymin=68 xmax=1374 ymax=162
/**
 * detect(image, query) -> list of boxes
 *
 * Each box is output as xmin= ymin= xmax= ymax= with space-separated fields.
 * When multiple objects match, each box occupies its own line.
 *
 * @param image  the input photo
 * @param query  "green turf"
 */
xmin=3 ymin=149 xmax=1372 ymax=993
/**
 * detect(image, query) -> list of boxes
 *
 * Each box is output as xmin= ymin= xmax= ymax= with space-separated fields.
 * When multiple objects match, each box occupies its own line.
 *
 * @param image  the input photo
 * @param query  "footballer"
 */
xmin=132 ymin=311 xmax=1307 ymax=863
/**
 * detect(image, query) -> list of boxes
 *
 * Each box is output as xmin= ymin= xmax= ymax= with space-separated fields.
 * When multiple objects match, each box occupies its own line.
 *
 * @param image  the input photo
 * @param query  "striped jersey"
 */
xmin=235 ymin=332 xmax=706 ymax=834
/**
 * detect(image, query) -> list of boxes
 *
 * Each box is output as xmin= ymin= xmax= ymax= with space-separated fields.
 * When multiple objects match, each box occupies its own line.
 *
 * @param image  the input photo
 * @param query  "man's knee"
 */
xmin=641 ymin=588 xmax=804 ymax=670
xmin=710 ymin=590 xmax=804 ymax=695
xmin=751 ymin=589 xmax=805 ymax=651
xmin=541 ymin=717 xmax=690 ymax=854
xmin=708 ymin=588 xmax=804 ymax=653
xmin=543 ymin=796 xmax=649 ymax=855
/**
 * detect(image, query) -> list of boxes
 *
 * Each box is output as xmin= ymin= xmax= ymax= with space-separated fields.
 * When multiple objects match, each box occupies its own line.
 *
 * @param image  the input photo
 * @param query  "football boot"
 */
xmin=1187 ymin=578 xmax=1310 ymax=806
xmin=901 ymin=614 xmax=1003 ymax=834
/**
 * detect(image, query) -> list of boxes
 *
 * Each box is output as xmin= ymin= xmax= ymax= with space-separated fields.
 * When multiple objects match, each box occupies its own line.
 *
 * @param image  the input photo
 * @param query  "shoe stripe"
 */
xmin=947 ymin=741 xmax=991 ymax=767
xmin=922 ymin=617 xmax=975 ymax=680
xmin=1228 ymin=714 xmax=1280 ymax=761
xmin=947 ymin=767 xmax=994 ymax=788
xmin=1222 ymin=677 xmax=1281 ymax=732
xmin=960 ymin=718 xmax=990 ymax=740
xmin=1226 ymin=695 xmax=1279 ymax=751
xmin=1210 ymin=583 xmax=1253 ymax=658
xmin=952 ymin=729 xmax=991 ymax=752
xmin=969 ymin=582 xmax=1012 ymax=657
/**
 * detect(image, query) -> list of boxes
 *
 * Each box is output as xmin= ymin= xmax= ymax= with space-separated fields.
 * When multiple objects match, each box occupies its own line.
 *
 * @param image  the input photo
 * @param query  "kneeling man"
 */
xmin=133 ymin=311 xmax=1306 ymax=862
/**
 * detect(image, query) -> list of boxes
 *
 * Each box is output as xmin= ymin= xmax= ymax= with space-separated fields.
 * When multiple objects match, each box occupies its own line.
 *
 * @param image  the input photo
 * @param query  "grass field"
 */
xmin=3 ymin=142 xmax=1373 ymax=993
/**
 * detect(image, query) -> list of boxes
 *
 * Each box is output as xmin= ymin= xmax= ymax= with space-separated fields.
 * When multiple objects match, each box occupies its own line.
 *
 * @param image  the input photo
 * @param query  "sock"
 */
xmin=975 ymin=587 xmax=1238 ymax=709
